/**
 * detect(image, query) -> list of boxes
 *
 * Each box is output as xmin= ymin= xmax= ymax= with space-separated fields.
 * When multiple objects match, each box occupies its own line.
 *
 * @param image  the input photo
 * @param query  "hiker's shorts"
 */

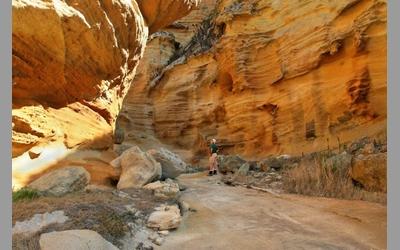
xmin=209 ymin=153 xmax=218 ymax=171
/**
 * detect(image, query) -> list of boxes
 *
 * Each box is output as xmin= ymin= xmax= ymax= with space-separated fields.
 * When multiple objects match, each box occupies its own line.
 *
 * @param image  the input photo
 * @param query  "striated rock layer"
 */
xmin=12 ymin=0 xmax=199 ymax=189
xmin=117 ymin=0 xmax=387 ymax=164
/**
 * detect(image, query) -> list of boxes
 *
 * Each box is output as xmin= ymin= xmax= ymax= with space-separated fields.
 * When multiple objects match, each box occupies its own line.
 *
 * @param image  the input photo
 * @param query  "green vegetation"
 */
xmin=12 ymin=188 xmax=40 ymax=202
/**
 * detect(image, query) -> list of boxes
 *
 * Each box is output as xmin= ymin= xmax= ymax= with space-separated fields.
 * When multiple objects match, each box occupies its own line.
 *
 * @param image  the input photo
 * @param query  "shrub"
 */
xmin=282 ymin=153 xmax=386 ymax=203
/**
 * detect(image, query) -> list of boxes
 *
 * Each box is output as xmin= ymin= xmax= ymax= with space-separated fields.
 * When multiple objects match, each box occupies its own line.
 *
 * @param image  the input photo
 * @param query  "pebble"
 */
xmin=158 ymin=230 xmax=169 ymax=236
xmin=125 ymin=205 xmax=137 ymax=214
xmin=153 ymin=237 xmax=164 ymax=246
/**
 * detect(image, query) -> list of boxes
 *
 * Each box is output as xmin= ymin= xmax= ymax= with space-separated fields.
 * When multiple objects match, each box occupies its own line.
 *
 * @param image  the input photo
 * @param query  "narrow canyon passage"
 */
xmin=158 ymin=173 xmax=386 ymax=250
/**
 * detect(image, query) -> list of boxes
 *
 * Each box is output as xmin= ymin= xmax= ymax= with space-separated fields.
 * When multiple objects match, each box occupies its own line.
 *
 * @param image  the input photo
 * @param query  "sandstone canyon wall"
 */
xmin=12 ymin=0 xmax=199 ymax=189
xmin=117 ymin=0 xmax=387 ymax=164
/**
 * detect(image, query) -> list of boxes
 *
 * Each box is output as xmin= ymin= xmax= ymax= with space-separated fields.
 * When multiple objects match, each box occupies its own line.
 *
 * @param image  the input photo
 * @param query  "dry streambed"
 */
xmin=12 ymin=172 xmax=386 ymax=250
xmin=158 ymin=173 xmax=387 ymax=250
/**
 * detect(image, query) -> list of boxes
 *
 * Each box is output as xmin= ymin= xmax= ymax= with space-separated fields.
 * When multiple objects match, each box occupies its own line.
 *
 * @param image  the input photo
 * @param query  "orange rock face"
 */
xmin=351 ymin=153 xmax=387 ymax=192
xmin=118 ymin=0 xmax=387 ymax=164
xmin=137 ymin=0 xmax=200 ymax=34
xmin=12 ymin=0 xmax=198 ymax=188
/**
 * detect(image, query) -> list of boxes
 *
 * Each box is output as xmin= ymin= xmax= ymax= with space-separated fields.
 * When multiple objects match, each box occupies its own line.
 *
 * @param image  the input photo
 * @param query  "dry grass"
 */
xmin=12 ymin=233 xmax=41 ymax=250
xmin=13 ymin=188 xmax=168 ymax=249
xmin=282 ymin=153 xmax=386 ymax=204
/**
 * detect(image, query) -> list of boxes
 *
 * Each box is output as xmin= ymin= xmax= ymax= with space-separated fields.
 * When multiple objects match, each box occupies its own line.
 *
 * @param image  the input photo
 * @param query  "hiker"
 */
xmin=208 ymin=138 xmax=219 ymax=176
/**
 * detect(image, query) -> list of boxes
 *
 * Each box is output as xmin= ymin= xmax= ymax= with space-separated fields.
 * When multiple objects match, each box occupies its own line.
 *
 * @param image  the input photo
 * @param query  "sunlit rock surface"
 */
xmin=118 ymin=0 xmax=387 ymax=165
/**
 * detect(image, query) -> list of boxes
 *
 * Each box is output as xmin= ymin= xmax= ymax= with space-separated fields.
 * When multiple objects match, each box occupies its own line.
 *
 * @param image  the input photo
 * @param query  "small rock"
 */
xmin=136 ymin=242 xmax=154 ymax=250
xmin=179 ymin=200 xmax=190 ymax=214
xmin=127 ymin=222 xmax=136 ymax=230
xmin=28 ymin=150 xmax=41 ymax=159
xmin=147 ymin=205 xmax=182 ymax=230
xmin=143 ymin=179 xmax=180 ymax=199
xmin=148 ymin=231 xmax=165 ymax=245
xmin=148 ymin=232 xmax=158 ymax=241
xmin=153 ymin=236 xmax=164 ymax=246
xmin=125 ymin=205 xmax=138 ymax=214
xmin=177 ymin=182 xmax=188 ymax=191
xmin=158 ymin=230 xmax=169 ymax=236
xmin=277 ymin=154 xmax=291 ymax=160
xmin=13 ymin=210 xmax=68 ymax=236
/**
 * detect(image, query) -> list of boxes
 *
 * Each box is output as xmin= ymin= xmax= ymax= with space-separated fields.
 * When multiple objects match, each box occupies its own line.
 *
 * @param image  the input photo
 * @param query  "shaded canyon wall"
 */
xmin=12 ymin=0 xmax=199 ymax=188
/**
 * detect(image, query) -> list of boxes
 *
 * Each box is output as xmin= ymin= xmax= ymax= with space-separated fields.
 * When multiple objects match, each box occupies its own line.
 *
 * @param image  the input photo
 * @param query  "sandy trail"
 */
xmin=156 ymin=173 xmax=386 ymax=250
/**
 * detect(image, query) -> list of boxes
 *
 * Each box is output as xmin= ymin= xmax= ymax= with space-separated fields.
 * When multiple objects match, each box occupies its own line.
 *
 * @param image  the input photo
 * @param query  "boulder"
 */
xmin=147 ymin=148 xmax=187 ymax=179
xmin=39 ymin=230 xmax=118 ymax=250
xmin=147 ymin=205 xmax=182 ymax=230
xmin=13 ymin=210 xmax=68 ymax=236
xmin=28 ymin=167 xmax=90 ymax=197
xmin=143 ymin=179 xmax=180 ymax=199
xmin=217 ymin=155 xmax=246 ymax=174
xmin=351 ymin=153 xmax=387 ymax=192
xmin=111 ymin=146 xmax=162 ymax=189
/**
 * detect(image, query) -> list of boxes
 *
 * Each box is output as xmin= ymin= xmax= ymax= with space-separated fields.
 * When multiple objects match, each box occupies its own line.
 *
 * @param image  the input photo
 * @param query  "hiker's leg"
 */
xmin=211 ymin=153 xmax=217 ymax=171
xmin=208 ymin=155 xmax=214 ymax=175
xmin=213 ymin=154 xmax=218 ymax=174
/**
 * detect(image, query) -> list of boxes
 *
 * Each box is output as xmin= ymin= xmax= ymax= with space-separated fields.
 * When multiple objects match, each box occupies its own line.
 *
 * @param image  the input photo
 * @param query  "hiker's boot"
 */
xmin=213 ymin=170 xmax=217 ymax=175
xmin=208 ymin=171 xmax=213 ymax=176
